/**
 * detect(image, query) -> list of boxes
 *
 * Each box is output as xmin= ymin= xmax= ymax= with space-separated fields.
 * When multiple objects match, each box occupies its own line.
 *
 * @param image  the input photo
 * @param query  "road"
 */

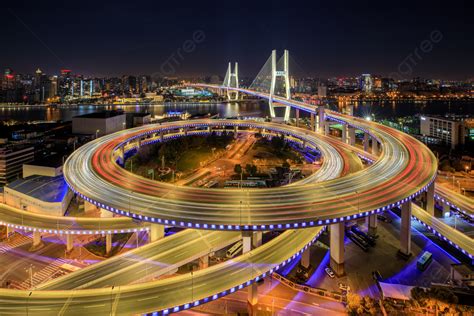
xmin=64 ymin=116 xmax=437 ymax=229
xmin=0 ymin=203 xmax=148 ymax=234
xmin=0 ymin=227 xmax=324 ymax=315
xmin=38 ymin=230 xmax=240 ymax=290
xmin=0 ymin=85 xmax=452 ymax=316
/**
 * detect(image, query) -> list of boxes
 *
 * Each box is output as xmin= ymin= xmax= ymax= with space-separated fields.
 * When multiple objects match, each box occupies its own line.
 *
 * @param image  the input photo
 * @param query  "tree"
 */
xmin=245 ymin=164 xmax=253 ymax=175
xmin=346 ymin=293 xmax=362 ymax=315
xmin=234 ymin=164 xmax=242 ymax=175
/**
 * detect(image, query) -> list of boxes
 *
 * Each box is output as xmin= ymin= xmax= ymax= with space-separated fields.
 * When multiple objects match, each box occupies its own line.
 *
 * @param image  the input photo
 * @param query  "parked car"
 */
xmin=377 ymin=214 xmax=392 ymax=223
xmin=325 ymin=267 xmax=335 ymax=278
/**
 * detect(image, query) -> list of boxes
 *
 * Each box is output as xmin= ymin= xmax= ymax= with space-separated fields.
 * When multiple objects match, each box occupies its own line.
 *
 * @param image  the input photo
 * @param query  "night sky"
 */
xmin=2 ymin=0 xmax=473 ymax=79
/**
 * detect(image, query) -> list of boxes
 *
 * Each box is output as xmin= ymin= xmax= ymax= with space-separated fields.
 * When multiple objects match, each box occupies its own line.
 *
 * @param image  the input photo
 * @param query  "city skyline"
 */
xmin=2 ymin=0 xmax=474 ymax=79
xmin=0 ymin=2 xmax=473 ymax=315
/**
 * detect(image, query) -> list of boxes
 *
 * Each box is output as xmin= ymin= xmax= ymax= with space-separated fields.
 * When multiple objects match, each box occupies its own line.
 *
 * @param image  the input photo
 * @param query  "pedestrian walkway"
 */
xmin=19 ymin=258 xmax=69 ymax=289
xmin=0 ymin=233 xmax=32 ymax=255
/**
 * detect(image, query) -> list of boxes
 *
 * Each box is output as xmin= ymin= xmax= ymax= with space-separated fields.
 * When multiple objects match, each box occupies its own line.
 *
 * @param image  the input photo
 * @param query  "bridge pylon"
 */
xmin=223 ymin=62 xmax=239 ymax=101
xmin=269 ymin=49 xmax=291 ymax=121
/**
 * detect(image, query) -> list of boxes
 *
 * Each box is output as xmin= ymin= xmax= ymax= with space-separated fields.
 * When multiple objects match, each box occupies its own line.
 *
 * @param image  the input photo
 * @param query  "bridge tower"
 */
xmin=269 ymin=49 xmax=291 ymax=121
xmin=223 ymin=62 xmax=239 ymax=101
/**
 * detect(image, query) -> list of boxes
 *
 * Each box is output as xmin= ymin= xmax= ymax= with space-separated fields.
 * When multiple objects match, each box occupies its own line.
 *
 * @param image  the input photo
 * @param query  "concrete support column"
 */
xmin=324 ymin=122 xmax=330 ymax=136
xmin=348 ymin=127 xmax=356 ymax=146
xmin=301 ymin=248 xmax=310 ymax=269
xmin=242 ymin=232 xmax=252 ymax=254
xmin=32 ymin=231 xmax=42 ymax=248
xmin=399 ymin=202 xmax=412 ymax=257
xmin=106 ymin=234 xmax=112 ymax=254
xmin=363 ymin=133 xmax=370 ymax=152
xmin=150 ymin=224 xmax=165 ymax=242
xmin=252 ymin=231 xmax=262 ymax=248
xmin=242 ymin=231 xmax=260 ymax=306
xmin=160 ymin=131 xmax=164 ymax=142
xmin=184 ymin=127 xmax=188 ymax=136
xmin=442 ymin=203 xmax=451 ymax=215
xmin=423 ymin=183 xmax=435 ymax=216
xmin=372 ymin=137 xmax=379 ymax=156
xmin=66 ymin=234 xmax=74 ymax=252
xmin=84 ymin=201 xmax=99 ymax=213
xmin=100 ymin=208 xmax=113 ymax=218
xmin=234 ymin=126 xmax=238 ymax=137
xmin=6 ymin=226 xmax=14 ymax=238
xmin=199 ymin=255 xmax=209 ymax=269
xmin=318 ymin=106 xmax=325 ymax=133
xmin=118 ymin=146 xmax=125 ymax=165
xmin=330 ymin=222 xmax=345 ymax=276
xmin=295 ymin=109 xmax=300 ymax=127
xmin=342 ymin=124 xmax=347 ymax=144
xmin=310 ymin=113 xmax=315 ymax=131
xmin=367 ymin=214 xmax=378 ymax=236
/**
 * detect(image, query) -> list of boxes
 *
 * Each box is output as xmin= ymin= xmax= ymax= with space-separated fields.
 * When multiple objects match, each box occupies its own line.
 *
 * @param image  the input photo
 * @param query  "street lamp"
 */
xmin=25 ymin=264 xmax=34 ymax=288
xmin=95 ymin=129 xmax=100 ymax=139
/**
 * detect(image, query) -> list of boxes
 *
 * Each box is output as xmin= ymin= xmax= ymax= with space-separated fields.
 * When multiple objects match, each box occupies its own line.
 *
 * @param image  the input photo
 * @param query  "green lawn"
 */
xmin=176 ymin=146 xmax=213 ymax=172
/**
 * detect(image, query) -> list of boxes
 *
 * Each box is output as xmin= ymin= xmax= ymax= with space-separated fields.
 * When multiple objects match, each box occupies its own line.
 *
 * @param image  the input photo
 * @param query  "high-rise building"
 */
xmin=0 ymin=145 xmax=35 ymax=186
xmin=49 ymin=76 xmax=58 ymax=99
xmin=317 ymin=85 xmax=327 ymax=97
xmin=33 ymin=68 xmax=51 ymax=103
xmin=360 ymin=74 xmax=373 ymax=93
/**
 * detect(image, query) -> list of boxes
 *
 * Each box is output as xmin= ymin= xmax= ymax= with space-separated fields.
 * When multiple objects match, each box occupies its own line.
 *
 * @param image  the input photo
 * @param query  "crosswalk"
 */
xmin=19 ymin=258 xmax=69 ymax=289
xmin=0 ymin=233 xmax=32 ymax=255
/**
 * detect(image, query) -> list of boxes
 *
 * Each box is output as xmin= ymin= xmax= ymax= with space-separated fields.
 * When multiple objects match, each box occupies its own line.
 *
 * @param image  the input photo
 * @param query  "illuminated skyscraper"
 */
xmin=360 ymin=74 xmax=373 ymax=93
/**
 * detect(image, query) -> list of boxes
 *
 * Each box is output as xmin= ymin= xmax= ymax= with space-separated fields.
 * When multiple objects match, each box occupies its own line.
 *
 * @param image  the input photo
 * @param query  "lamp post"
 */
xmin=25 ymin=264 xmax=34 ymax=288
xmin=191 ymin=270 xmax=194 ymax=302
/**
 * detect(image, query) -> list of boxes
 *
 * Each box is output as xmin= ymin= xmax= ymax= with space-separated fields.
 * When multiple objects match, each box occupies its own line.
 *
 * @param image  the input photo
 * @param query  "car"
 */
xmin=377 ymin=214 xmax=392 ymax=223
xmin=325 ymin=267 xmax=335 ymax=278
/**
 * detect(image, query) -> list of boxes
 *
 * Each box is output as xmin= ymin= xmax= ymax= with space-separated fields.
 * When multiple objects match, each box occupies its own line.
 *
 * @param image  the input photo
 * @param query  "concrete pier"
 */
xmin=330 ymin=222 xmax=345 ymax=276
xmin=399 ymin=202 xmax=412 ymax=257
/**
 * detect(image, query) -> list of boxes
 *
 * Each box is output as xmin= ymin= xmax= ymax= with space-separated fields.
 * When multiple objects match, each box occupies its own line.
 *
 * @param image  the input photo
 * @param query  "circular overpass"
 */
xmin=64 ymin=118 xmax=437 ymax=230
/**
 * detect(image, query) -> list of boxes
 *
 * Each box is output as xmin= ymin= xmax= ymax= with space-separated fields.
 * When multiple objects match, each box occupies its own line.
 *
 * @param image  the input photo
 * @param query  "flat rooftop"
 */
xmin=127 ymin=112 xmax=151 ymax=118
xmin=26 ymin=154 xmax=64 ymax=168
xmin=74 ymin=111 xmax=125 ymax=119
xmin=6 ymin=175 xmax=69 ymax=203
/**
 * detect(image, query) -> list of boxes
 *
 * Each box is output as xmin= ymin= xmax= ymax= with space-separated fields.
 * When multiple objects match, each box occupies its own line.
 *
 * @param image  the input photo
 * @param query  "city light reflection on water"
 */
xmin=0 ymin=99 xmax=472 ymax=123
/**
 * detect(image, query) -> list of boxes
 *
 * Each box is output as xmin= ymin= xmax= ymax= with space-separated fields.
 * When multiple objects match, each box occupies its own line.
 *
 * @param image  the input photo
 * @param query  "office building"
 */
xmin=0 ymin=145 xmax=35 ymax=186
xmin=420 ymin=116 xmax=466 ymax=149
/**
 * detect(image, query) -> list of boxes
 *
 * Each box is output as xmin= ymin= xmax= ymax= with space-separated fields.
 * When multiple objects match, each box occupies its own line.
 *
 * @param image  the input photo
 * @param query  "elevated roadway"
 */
xmin=38 ymin=230 xmax=241 ymax=290
xmin=435 ymin=184 xmax=474 ymax=218
xmin=64 ymin=117 xmax=437 ymax=230
xmin=411 ymin=203 xmax=474 ymax=258
xmin=0 ymin=203 xmax=148 ymax=234
xmin=0 ymin=86 xmax=448 ymax=316
xmin=0 ymin=227 xmax=324 ymax=315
